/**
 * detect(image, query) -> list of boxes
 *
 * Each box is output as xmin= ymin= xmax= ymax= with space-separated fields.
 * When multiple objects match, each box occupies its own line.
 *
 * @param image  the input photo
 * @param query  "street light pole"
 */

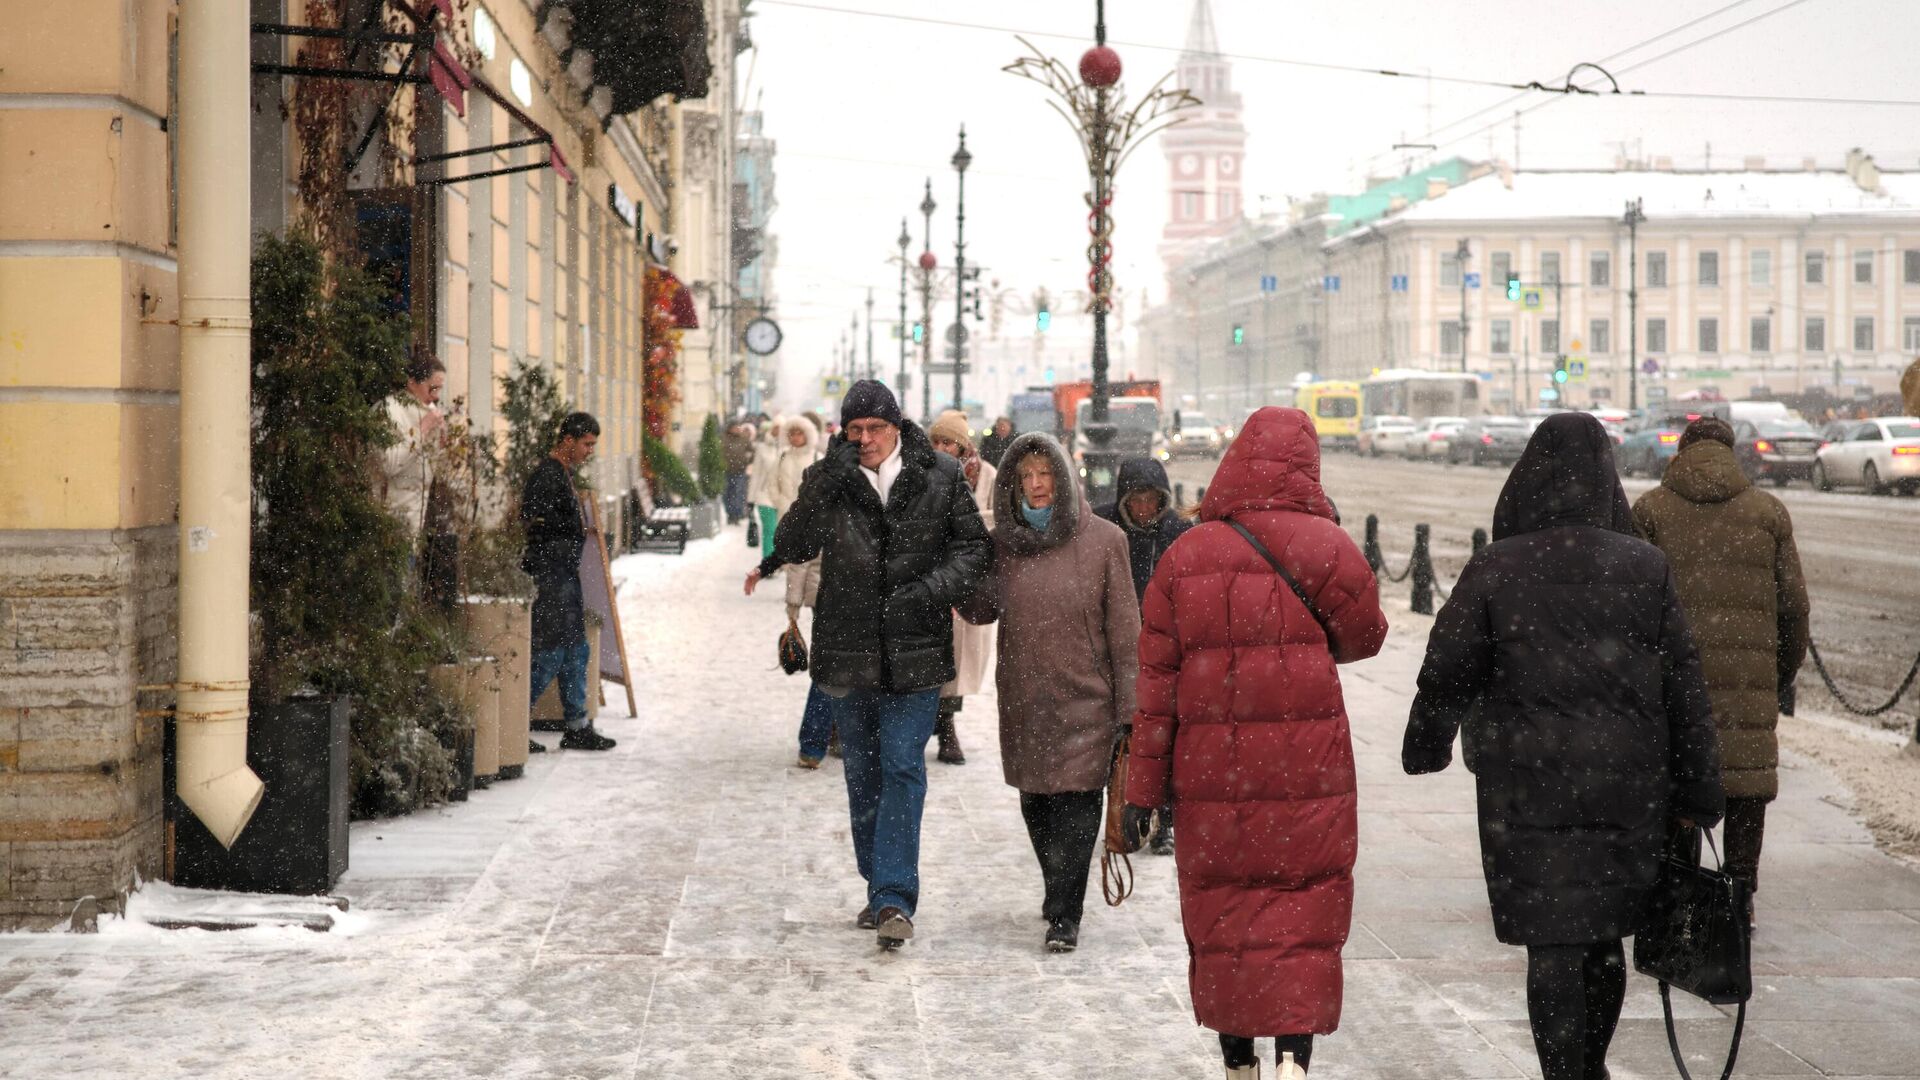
xmin=865 ymin=288 xmax=875 ymax=380
xmin=919 ymin=179 xmax=937 ymax=422
xmin=897 ymin=219 xmax=910 ymax=392
xmin=1624 ymin=198 xmax=1644 ymax=411
xmin=1456 ymin=237 xmax=1471 ymax=374
xmin=951 ymin=126 xmax=971 ymax=413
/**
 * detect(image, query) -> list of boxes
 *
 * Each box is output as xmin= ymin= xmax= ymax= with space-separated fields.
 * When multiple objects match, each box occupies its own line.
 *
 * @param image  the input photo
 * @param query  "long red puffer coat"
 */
xmin=1126 ymin=406 xmax=1388 ymax=1038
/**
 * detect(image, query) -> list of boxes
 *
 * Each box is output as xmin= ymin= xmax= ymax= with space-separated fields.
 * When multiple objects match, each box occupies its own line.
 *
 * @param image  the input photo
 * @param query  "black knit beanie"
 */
xmin=840 ymin=379 xmax=903 ymax=429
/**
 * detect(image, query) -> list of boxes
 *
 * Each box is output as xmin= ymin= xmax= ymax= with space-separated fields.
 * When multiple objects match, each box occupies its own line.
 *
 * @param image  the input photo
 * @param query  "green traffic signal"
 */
xmin=1553 ymin=367 xmax=1569 ymax=384
xmin=1232 ymin=324 xmax=1245 ymax=345
xmin=912 ymin=322 xmax=925 ymax=344
xmin=1037 ymin=308 xmax=1052 ymax=332
xmin=1505 ymin=274 xmax=1522 ymax=301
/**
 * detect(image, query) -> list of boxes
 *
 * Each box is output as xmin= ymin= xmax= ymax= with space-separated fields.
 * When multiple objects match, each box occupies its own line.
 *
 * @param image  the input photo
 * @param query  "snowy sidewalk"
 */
xmin=2 ymin=528 xmax=1919 ymax=1079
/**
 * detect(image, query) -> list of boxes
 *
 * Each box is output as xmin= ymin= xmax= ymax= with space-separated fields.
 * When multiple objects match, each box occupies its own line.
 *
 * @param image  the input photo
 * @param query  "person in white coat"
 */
xmin=928 ymin=410 xmax=997 ymax=765
xmin=747 ymin=417 xmax=784 ymax=559
xmin=378 ymin=352 xmax=446 ymax=573
xmin=771 ymin=415 xmax=837 ymax=768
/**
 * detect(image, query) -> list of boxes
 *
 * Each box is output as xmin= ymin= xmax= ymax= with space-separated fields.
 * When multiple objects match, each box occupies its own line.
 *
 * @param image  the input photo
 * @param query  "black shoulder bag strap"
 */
xmin=1660 ymin=829 xmax=1748 ymax=1080
xmin=1225 ymin=519 xmax=1334 ymax=642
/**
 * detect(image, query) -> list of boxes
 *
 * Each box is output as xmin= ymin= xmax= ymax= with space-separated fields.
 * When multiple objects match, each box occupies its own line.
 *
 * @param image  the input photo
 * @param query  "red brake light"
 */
xmin=1753 ymin=439 xmax=1773 ymax=453
xmin=1481 ymin=434 xmax=1495 ymax=445
xmin=1429 ymin=431 xmax=1445 ymax=440
xmin=1658 ymin=433 xmax=1680 ymax=445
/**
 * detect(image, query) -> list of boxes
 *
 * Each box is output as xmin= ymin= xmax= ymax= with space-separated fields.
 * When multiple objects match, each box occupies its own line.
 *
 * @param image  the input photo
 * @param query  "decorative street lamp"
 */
xmin=897 ymin=218 xmax=911 ymax=394
xmin=918 ymin=178 xmax=938 ymax=421
xmin=1006 ymin=0 xmax=1197 ymax=501
xmin=951 ymin=126 xmax=972 ymax=413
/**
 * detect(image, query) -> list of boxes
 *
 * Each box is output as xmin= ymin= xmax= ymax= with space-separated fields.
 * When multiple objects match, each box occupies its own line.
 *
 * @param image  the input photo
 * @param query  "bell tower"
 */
xmin=1159 ymin=0 xmax=1246 ymax=275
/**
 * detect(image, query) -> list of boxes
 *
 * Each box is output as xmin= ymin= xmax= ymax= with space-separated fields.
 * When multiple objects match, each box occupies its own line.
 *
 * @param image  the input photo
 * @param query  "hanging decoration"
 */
xmin=643 ymin=263 xmax=685 ymax=445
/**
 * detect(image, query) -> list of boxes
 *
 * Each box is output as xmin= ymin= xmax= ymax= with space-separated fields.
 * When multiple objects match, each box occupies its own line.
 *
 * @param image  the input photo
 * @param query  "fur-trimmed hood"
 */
xmin=990 ymin=431 xmax=1086 ymax=556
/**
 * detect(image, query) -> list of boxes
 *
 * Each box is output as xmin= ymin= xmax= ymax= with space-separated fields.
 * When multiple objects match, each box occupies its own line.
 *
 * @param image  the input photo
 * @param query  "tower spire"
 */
xmin=1181 ymin=0 xmax=1220 ymax=59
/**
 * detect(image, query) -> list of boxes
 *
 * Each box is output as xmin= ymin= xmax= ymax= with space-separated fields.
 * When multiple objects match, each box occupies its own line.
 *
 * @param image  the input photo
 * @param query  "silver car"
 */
xmin=1361 ymin=415 xmax=1417 ymax=457
xmin=1813 ymin=417 xmax=1920 ymax=495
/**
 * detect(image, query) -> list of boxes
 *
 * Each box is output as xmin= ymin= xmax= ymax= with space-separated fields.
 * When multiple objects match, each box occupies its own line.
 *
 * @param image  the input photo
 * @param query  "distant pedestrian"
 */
xmin=1094 ymin=456 xmax=1192 ymax=856
xmin=1403 ymin=413 xmax=1724 ymax=1080
xmin=1903 ymin=357 xmax=1920 ymax=416
xmin=1633 ymin=416 xmax=1809 ymax=925
xmin=747 ymin=418 xmax=783 ymax=558
xmin=770 ymin=416 xmax=832 ymax=769
xmin=927 ymin=410 xmax=999 ymax=766
xmin=722 ymin=421 xmax=755 ymax=524
xmin=377 ymin=349 xmax=446 ymax=569
xmin=959 ymin=432 xmax=1137 ymax=953
xmin=1123 ymin=407 xmax=1387 ymax=1080
xmin=744 ymin=380 xmax=992 ymax=949
xmin=520 ymin=412 xmax=616 ymax=752
xmin=979 ymin=415 xmax=1016 ymax=468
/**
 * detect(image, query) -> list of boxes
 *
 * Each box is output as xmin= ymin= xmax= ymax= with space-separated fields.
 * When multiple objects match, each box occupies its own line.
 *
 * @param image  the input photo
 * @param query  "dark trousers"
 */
xmin=1220 ymin=1035 xmax=1315 ymax=1071
xmin=1725 ymin=796 xmax=1767 ymax=893
xmin=1525 ymin=939 xmax=1626 ymax=1080
xmin=1018 ymin=790 xmax=1105 ymax=924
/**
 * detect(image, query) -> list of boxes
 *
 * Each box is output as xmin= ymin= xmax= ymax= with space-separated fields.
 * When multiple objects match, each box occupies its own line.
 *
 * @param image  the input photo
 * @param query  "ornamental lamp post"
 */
xmin=1006 ymin=0 xmax=1197 ymax=503
xmin=951 ymin=127 xmax=972 ymax=413
xmin=918 ymin=178 xmax=938 ymax=421
xmin=897 ymin=218 xmax=911 ymax=393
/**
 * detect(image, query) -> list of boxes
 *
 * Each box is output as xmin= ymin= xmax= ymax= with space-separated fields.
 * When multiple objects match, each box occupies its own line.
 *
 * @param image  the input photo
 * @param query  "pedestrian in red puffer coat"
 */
xmin=1124 ymin=406 xmax=1388 ymax=1080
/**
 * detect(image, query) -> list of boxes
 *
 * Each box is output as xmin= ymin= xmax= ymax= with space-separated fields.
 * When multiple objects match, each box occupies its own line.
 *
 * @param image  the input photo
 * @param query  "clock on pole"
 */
xmin=743 ymin=316 xmax=783 ymax=356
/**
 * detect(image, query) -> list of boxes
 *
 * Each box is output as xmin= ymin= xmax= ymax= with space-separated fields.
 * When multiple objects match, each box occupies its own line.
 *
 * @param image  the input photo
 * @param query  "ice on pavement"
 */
xmin=2 ymin=529 xmax=1919 ymax=1079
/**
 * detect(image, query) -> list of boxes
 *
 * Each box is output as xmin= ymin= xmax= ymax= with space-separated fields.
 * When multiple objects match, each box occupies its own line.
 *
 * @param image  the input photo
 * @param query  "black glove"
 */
xmin=824 ymin=435 xmax=862 ymax=474
xmin=1402 ymin=745 xmax=1452 ymax=776
xmin=1121 ymin=805 xmax=1155 ymax=854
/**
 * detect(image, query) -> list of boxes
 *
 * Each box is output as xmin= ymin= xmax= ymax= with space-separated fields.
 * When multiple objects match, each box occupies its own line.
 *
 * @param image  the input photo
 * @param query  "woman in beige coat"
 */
xmin=960 ymin=432 xmax=1139 ymax=952
xmin=771 ymin=416 xmax=835 ymax=767
xmin=929 ymin=411 xmax=997 ymax=765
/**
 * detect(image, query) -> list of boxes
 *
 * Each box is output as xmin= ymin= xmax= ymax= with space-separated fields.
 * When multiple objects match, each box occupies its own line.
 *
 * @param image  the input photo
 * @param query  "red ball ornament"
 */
xmin=1080 ymin=46 xmax=1122 ymax=88
xmin=919 ymin=251 xmax=938 ymax=271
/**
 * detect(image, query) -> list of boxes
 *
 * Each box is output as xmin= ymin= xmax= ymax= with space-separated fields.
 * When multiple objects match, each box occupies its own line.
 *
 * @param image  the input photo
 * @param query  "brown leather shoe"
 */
xmin=874 ymin=906 xmax=913 ymax=949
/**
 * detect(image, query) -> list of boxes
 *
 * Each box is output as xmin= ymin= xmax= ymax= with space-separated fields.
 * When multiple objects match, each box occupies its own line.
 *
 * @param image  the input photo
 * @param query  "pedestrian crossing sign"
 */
xmin=1567 ymin=359 xmax=1588 ymax=381
xmin=822 ymin=376 xmax=847 ymax=398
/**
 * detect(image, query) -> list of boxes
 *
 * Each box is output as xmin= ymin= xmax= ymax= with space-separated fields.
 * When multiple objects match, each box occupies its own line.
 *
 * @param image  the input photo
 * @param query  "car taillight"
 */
xmin=1430 ymin=431 xmax=1445 ymax=440
xmin=1894 ymin=446 xmax=1920 ymax=456
xmin=1753 ymin=439 xmax=1773 ymax=453
xmin=1481 ymin=434 xmax=1494 ymax=445
xmin=1658 ymin=433 xmax=1679 ymax=445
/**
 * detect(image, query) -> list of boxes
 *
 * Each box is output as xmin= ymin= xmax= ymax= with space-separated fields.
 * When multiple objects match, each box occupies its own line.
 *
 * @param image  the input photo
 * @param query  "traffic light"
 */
xmin=1553 ymin=356 xmax=1569 ymax=384
xmin=1231 ymin=324 xmax=1245 ymax=346
xmin=911 ymin=321 xmax=926 ymax=344
xmin=1036 ymin=304 xmax=1051 ymax=332
xmin=1505 ymin=273 xmax=1522 ymax=301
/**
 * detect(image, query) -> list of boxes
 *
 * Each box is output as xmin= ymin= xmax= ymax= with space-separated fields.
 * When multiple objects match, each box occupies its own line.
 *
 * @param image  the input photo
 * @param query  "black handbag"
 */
xmin=1633 ymin=828 xmax=1752 ymax=1080
xmin=777 ymin=615 xmax=809 ymax=675
xmin=746 ymin=517 xmax=760 ymax=547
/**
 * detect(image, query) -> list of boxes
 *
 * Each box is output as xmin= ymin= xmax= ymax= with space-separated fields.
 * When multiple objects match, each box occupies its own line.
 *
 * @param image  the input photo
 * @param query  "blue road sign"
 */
xmin=1259 ymin=274 xmax=1279 ymax=293
xmin=1323 ymin=275 xmax=1341 ymax=292
xmin=1464 ymin=272 xmax=1482 ymax=289
xmin=1389 ymin=274 xmax=1410 ymax=292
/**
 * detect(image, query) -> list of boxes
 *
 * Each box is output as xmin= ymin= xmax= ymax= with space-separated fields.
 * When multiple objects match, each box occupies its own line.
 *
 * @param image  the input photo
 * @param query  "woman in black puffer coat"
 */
xmin=1402 ymin=412 xmax=1725 ymax=1080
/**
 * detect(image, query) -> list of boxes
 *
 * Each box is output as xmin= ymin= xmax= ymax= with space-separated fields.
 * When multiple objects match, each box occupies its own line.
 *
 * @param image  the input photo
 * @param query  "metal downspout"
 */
xmin=175 ymin=0 xmax=264 ymax=849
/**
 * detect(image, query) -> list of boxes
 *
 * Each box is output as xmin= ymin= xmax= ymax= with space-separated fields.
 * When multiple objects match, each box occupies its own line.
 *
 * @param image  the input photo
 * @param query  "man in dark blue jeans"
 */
xmin=521 ymin=412 xmax=616 ymax=751
xmin=745 ymin=381 xmax=991 ymax=949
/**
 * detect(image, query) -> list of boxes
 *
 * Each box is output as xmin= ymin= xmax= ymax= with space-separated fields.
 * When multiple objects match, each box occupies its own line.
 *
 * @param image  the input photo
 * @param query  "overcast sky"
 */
xmin=740 ymin=0 xmax=1920 ymax=413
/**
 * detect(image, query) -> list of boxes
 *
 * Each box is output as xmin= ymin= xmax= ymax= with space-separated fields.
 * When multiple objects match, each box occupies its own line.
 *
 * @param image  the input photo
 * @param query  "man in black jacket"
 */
xmin=745 ymin=380 xmax=992 ymax=949
xmin=520 ymin=412 xmax=615 ymax=751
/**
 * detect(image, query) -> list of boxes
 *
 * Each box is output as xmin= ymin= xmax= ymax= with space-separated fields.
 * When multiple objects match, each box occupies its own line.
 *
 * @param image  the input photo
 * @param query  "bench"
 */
xmin=630 ymin=483 xmax=691 ymax=555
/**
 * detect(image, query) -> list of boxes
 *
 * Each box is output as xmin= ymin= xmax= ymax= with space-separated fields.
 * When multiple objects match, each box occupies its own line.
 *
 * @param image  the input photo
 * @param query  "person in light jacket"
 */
xmin=747 ymin=418 xmax=784 ymax=559
xmin=773 ymin=416 xmax=834 ymax=768
xmin=378 ymin=351 xmax=446 ymax=560
xmin=928 ymin=410 xmax=998 ymax=765
xmin=960 ymin=432 xmax=1139 ymax=954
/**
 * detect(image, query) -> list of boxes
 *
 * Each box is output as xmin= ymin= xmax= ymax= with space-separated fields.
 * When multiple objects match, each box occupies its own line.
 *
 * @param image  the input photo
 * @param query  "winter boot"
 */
xmin=1224 ymin=1063 xmax=1260 ymax=1080
xmin=1044 ymin=917 xmax=1079 ymax=953
xmin=1277 ymin=1052 xmax=1306 ymax=1079
xmin=935 ymin=716 xmax=966 ymax=765
xmin=874 ymin=907 xmax=913 ymax=950
xmin=1149 ymin=814 xmax=1174 ymax=856
xmin=559 ymin=726 xmax=617 ymax=751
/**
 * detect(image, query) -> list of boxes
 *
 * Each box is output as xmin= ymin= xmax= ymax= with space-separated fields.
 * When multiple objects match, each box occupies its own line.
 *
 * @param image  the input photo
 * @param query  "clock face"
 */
xmin=1219 ymin=156 xmax=1237 ymax=176
xmin=743 ymin=317 xmax=783 ymax=356
xmin=1179 ymin=154 xmax=1199 ymax=176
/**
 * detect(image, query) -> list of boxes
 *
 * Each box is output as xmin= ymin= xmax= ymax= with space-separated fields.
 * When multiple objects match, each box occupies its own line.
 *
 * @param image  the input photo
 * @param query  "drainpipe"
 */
xmin=175 ymin=0 xmax=263 ymax=849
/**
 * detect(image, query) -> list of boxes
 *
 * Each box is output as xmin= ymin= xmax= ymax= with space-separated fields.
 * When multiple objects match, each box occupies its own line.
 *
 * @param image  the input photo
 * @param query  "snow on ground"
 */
xmin=3 ymin=527 xmax=1920 ymax=1079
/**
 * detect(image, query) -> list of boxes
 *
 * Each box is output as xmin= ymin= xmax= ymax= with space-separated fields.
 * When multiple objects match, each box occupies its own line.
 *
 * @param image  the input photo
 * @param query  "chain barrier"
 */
xmin=1805 ymin=640 xmax=1920 ymax=719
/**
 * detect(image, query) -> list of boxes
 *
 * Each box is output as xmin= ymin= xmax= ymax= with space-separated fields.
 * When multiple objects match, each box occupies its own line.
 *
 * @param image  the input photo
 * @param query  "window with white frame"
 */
xmin=1905 ymin=250 xmax=1920 ymax=285
xmin=1854 ymin=315 xmax=1874 ymax=351
xmin=1749 ymin=249 xmax=1772 ymax=287
xmin=1588 ymin=251 xmax=1611 ymax=288
xmin=1699 ymin=317 xmax=1719 ymax=353
xmin=1854 ymin=249 xmax=1874 ymax=284
xmin=1589 ymin=318 xmax=1610 ymax=354
xmin=1646 ymin=318 xmax=1667 ymax=353
xmin=1541 ymin=319 xmax=1560 ymax=355
xmin=1750 ymin=316 xmax=1771 ymax=353
xmin=1805 ymin=250 xmax=1825 ymax=284
xmin=1698 ymin=251 xmax=1719 ymax=287
xmin=1805 ymin=316 xmax=1826 ymax=352
xmin=1905 ymin=317 xmax=1920 ymax=351
xmin=1540 ymin=252 xmax=1561 ymax=285
xmin=1440 ymin=319 xmax=1462 ymax=355
xmin=1490 ymin=251 xmax=1513 ymax=286
xmin=1647 ymin=251 xmax=1668 ymax=287
xmin=1439 ymin=252 xmax=1461 ymax=288
xmin=1491 ymin=318 xmax=1512 ymax=354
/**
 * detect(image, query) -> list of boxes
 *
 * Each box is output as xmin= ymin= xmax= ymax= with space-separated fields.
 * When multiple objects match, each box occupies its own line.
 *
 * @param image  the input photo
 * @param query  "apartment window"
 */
xmin=1180 ymin=192 xmax=1200 ymax=220
xmin=1854 ymin=249 xmax=1874 ymax=284
xmin=1439 ymin=253 xmax=1461 ymax=288
xmin=1750 ymin=316 xmax=1771 ymax=353
xmin=1588 ymin=318 xmax=1611 ymax=354
xmin=1646 ymin=251 xmax=1668 ymax=287
xmin=1905 ymin=317 xmax=1920 ymax=351
xmin=1490 ymin=251 xmax=1513 ymax=286
xmin=1541 ymin=319 xmax=1560 ymax=355
xmin=1699 ymin=317 xmax=1719 ymax=353
xmin=1698 ymin=251 xmax=1719 ymax=287
xmin=1805 ymin=316 xmax=1826 ymax=352
xmin=1540 ymin=252 xmax=1561 ymax=285
xmin=1906 ymin=250 xmax=1920 ymax=285
xmin=1439 ymin=319 xmax=1462 ymax=355
xmin=1805 ymin=250 xmax=1825 ymax=284
xmin=1749 ymin=249 xmax=1772 ymax=287
xmin=1589 ymin=251 xmax=1611 ymax=287
xmin=1219 ymin=192 xmax=1236 ymax=218
xmin=1491 ymin=318 xmax=1512 ymax=354
xmin=1854 ymin=315 xmax=1874 ymax=352
xmin=1646 ymin=318 xmax=1667 ymax=353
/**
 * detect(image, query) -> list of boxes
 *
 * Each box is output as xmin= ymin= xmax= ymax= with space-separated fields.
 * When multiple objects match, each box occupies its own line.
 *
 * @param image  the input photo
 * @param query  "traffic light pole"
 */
xmin=1625 ymin=198 xmax=1644 ymax=412
xmin=1456 ymin=238 xmax=1472 ymax=374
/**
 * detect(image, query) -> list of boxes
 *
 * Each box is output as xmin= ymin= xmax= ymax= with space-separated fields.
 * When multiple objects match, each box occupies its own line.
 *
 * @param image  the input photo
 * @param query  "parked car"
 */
xmin=1813 ymin=417 xmax=1920 ymax=494
xmin=1405 ymin=416 xmax=1469 ymax=460
xmin=1446 ymin=415 xmax=1530 ymax=466
xmin=1615 ymin=406 xmax=1732 ymax=477
xmin=1168 ymin=410 xmax=1223 ymax=458
xmin=1361 ymin=414 xmax=1418 ymax=457
xmin=1732 ymin=418 xmax=1821 ymax=486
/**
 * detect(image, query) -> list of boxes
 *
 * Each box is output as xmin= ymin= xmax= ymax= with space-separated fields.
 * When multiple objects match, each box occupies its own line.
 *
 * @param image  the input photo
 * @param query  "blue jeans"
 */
xmin=723 ymin=473 xmax=749 ymax=522
xmin=829 ymin=687 xmax=940 ymax=917
xmin=798 ymin=682 xmax=834 ymax=760
xmin=530 ymin=640 xmax=591 ymax=731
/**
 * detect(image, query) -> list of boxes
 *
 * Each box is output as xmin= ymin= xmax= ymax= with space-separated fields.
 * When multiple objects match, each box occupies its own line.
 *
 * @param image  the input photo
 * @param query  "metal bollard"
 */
xmin=1471 ymin=527 xmax=1488 ymax=556
xmin=1363 ymin=514 xmax=1384 ymax=574
xmin=1410 ymin=523 xmax=1434 ymax=615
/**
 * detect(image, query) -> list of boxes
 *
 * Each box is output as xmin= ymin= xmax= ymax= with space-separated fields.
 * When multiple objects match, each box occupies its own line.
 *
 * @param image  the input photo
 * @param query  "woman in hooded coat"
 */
xmin=1123 ymin=407 xmax=1388 ymax=1080
xmin=928 ymin=410 xmax=998 ymax=766
xmin=770 ymin=416 xmax=833 ymax=767
xmin=959 ymin=431 xmax=1138 ymax=953
xmin=1402 ymin=412 xmax=1725 ymax=1080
